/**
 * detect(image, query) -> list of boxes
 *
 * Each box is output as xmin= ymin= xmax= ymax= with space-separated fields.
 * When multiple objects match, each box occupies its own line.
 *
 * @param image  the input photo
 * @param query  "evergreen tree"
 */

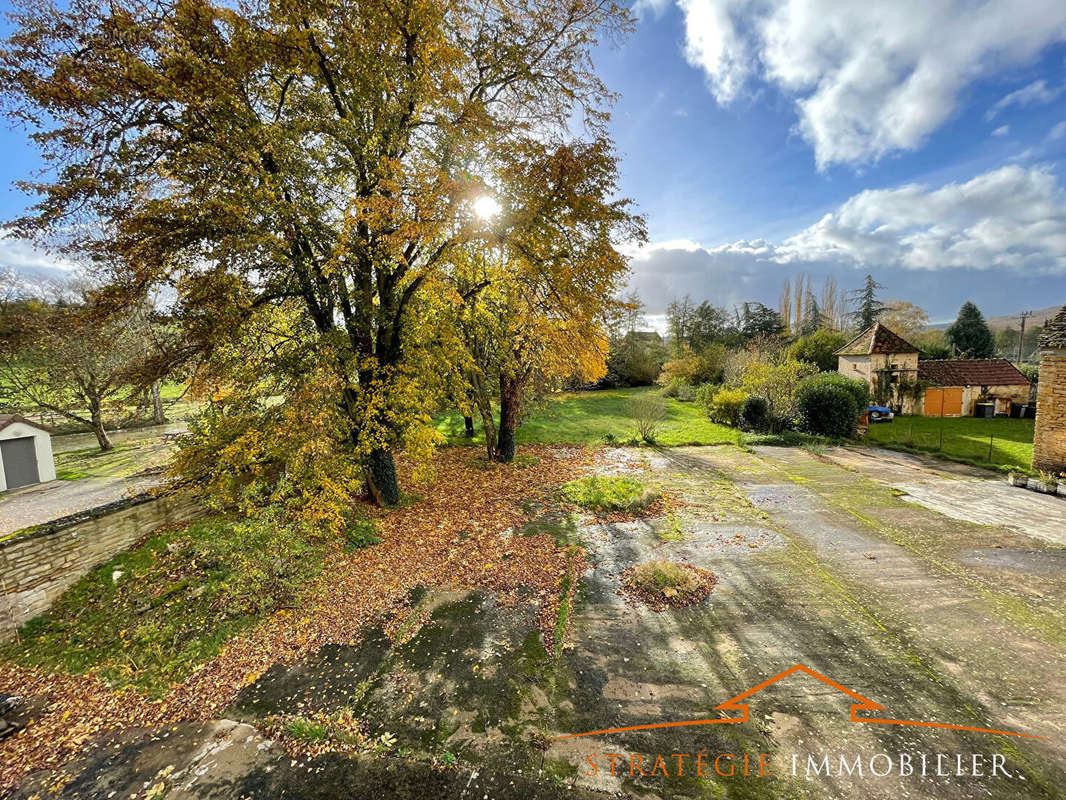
xmin=740 ymin=302 xmax=785 ymax=338
xmin=849 ymin=274 xmax=885 ymax=330
xmin=945 ymin=302 xmax=995 ymax=358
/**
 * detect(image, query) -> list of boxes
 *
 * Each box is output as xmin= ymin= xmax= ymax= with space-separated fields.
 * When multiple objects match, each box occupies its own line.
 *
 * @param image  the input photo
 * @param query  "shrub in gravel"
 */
xmin=621 ymin=560 xmax=716 ymax=611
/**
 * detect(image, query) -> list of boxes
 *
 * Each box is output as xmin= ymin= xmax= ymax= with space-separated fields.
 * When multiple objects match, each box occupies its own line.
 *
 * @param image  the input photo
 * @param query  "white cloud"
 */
xmin=0 ymin=232 xmax=78 ymax=278
xmin=1049 ymin=121 xmax=1066 ymax=141
xmin=992 ymin=125 xmax=1010 ymax=137
xmin=674 ymin=0 xmax=1066 ymax=168
xmin=779 ymin=165 xmax=1066 ymax=272
xmin=628 ymin=165 xmax=1066 ymax=311
xmin=986 ymin=79 xmax=1064 ymax=120
xmin=634 ymin=0 xmax=673 ymax=20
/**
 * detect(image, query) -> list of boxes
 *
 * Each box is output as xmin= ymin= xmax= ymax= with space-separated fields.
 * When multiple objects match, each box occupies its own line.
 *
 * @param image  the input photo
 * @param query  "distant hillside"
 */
xmin=929 ymin=304 xmax=1063 ymax=331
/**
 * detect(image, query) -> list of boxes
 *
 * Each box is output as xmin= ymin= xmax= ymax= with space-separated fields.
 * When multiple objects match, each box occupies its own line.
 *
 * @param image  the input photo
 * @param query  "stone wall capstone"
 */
xmin=0 ymin=490 xmax=205 ymax=640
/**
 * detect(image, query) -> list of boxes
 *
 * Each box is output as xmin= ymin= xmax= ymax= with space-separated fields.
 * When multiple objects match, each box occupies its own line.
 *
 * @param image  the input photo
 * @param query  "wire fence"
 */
xmin=869 ymin=421 xmax=1032 ymax=470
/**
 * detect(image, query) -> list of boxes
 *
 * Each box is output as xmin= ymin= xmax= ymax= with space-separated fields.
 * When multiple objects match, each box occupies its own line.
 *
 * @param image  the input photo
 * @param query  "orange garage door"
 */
xmin=924 ymin=388 xmax=943 ymax=417
xmin=942 ymin=387 xmax=963 ymax=416
xmin=923 ymin=387 xmax=964 ymax=417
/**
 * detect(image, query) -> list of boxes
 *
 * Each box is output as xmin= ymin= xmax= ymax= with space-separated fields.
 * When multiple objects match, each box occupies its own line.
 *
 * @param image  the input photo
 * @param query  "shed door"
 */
xmin=924 ymin=388 xmax=944 ymax=417
xmin=1 ymin=436 xmax=40 ymax=490
xmin=942 ymin=387 xmax=964 ymax=417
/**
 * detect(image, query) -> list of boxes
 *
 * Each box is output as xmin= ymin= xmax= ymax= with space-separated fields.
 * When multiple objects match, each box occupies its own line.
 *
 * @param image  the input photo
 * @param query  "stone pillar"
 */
xmin=1033 ymin=345 xmax=1066 ymax=473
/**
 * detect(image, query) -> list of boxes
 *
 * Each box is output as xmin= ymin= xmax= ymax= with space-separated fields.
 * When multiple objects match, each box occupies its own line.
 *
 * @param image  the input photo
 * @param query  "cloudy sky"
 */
xmin=1 ymin=0 xmax=1065 ymax=324
xmin=593 ymin=0 xmax=1066 ymax=323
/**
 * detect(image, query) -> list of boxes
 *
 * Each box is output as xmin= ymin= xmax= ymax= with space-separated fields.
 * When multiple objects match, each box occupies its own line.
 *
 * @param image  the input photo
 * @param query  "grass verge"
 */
xmin=0 ymin=516 xmax=325 ymax=696
xmin=864 ymin=415 xmax=1035 ymax=473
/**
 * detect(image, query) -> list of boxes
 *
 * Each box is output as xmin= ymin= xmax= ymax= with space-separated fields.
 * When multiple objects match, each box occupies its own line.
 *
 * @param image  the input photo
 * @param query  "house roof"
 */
xmin=1039 ymin=305 xmax=1066 ymax=349
xmin=0 ymin=414 xmax=53 ymax=435
xmin=835 ymin=322 xmax=919 ymax=356
xmin=917 ymin=359 xmax=1030 ymax=387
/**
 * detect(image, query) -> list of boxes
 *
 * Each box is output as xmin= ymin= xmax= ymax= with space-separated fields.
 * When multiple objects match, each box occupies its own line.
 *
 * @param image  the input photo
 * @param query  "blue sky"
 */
xmin=593 ymin=0 xmax=1066 ymax=323
xmin=2 ymin=0 xmax=1066 ymax=324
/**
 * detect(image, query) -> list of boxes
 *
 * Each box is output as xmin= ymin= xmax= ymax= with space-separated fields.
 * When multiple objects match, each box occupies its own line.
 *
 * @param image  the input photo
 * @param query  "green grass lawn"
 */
xmin=434 ymin=387 xmax=741 ymax=447
xmin=865 ymin=415 xmax=1035 ymax=472
xmin=54 ymin=440 xmax=172 ymax=480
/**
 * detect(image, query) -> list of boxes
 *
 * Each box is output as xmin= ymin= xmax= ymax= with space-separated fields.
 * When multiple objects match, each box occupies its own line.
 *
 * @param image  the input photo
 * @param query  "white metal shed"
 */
xmin=0 ymin=414 xmax=56 ymax=492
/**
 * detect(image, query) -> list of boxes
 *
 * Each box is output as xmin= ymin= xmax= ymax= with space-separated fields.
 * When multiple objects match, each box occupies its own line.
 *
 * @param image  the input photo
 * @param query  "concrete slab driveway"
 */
xmin=820 ymin=445 xmax=1066 ymax=546
xmin=0 ymin=475 xmax=160 ymax=537
xmin=10 ymin=444 xmax=1066 ymax=799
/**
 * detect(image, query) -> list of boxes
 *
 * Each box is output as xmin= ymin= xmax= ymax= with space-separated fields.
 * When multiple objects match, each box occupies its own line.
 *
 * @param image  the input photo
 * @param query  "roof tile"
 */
xmin=835 ymin=322 xmax=919 ymax=355
xmin=917 ymin=359 xmax=1029 ymax=386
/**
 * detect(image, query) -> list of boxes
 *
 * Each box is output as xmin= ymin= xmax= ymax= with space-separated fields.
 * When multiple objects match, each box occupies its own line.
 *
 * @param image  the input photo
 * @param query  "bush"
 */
xmin=198 ymin=510 xmax=324 ymax=616
xmin=796 ymin=383 xmax=857 ymax=438
xmin=788 ymin=329 xmax=848 ymax=372
xmin=658 ymin=354 xmax=702 ymax=387
xmin=561 ymin=475 xmax=659 ymax=512
xmin=794 ymin=372 xmax=869 ymax=438
xmin=694 ymin=382 xmax=718 ymax=409
xmin=800 ymin=371 xmax=870 ymax=410
xmin=660 ymin=376 xmax=695 ymax=401
xmin=707 ymin=387 xmax=748 ymax=426
xmin=740 ymin=395 xmax=771 ymax=432
xmin=344 ymin=517 xmax=382 ymax=551
xmin=627 ymin=392 xmax=666 ymax=443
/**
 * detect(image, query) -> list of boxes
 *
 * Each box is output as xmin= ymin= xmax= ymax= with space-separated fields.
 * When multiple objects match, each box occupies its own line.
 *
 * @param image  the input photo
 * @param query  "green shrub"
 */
xmin=740 ymin=395 xmax=771 ymax=432
xmin=795 ymin=371 xmax=869 ymax=438
xmin=707 ymin=387 xmax=747 ymax=426
xmin=795 ymin=383 xmax=857 ymax=438
xmin=345 ymin=517 xmax=382 ymax=551
xmin=800 ymin=370 xmax=870 ymax=410
xmin=788 ymin=329 xmax=848 ymax=372
xmin=660 ymin=376 xmax=694 ymax=401
xmin=192 ymin=509 xmax=323 ymax=616
xmin=694 ymin=382 xmax=718 ymax=409
xmin=562 ymin=475 xmax=659 ymax=512
xmin=626 ymin=392 xmax=666 ymax=443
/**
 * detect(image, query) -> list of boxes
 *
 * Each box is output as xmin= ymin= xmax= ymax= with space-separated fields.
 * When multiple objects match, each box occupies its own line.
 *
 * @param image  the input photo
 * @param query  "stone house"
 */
xmin=915 ymin=359 xmax=1030 ymax=417
xmin=1033 ymin=305 xmax=1066 ymax=473
xmin=835 ymin=323 xmax=920 ymax=412
xmin=836 ymin=323 xmax=1030 ymax=417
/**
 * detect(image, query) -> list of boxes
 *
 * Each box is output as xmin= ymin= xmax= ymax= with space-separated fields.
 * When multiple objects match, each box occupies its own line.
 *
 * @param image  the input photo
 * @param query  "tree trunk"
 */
xmin=151 ymin=380 xmax=168 ymax=425
xmin=463 ymin=415 xmax=475 ymax=438
xmin=364 ymin=446 xmax=400 ymax=507
xmin=496 ymin=375 xmax=520 ymax=463
xmin=470 ymin=372 xmax=498 ymax=461
xmin=89 ymin=403 xmax=113 ymax=451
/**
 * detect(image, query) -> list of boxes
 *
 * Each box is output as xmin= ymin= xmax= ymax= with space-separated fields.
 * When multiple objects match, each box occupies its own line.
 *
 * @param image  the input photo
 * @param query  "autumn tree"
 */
xmin=880 ymin=300 xmax=929 ymax=341
xmin=0 ymin=298 xmax=146 ymax=449
xmin=449 ymin=139 xmax=641 ymax=462
xmin=1 ymin=0 xmax=635 ymax=505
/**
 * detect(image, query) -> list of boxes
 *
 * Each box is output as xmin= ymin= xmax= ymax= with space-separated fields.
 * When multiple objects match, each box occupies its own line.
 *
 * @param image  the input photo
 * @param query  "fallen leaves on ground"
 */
xmin=0 ymin=445 xmax=593 ymax=795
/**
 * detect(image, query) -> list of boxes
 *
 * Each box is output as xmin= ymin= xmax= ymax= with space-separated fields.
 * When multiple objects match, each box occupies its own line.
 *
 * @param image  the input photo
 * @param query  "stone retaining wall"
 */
xmin=0 ymin=490 xmax=205 ymax=640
